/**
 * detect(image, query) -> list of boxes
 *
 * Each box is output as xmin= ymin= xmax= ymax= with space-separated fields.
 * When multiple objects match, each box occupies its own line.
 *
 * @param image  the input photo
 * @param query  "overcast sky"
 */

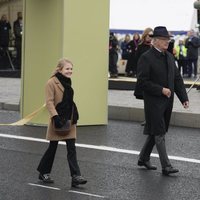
xmin=109 ymin=0 xmax=197 ymax=31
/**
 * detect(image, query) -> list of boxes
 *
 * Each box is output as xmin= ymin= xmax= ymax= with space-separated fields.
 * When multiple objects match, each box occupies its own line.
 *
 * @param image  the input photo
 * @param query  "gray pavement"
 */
xmin=109 ymin=88 xmax=200 ymax=128
xmin=0 ymin=111 xmax=200 ymax=200
xmin=0 ymin=77 xmax=200 ymax=128
xmin=0 ymin=77 xmax=20 ymax=111
xmin=0 ymin=78 xmax=200 ymax=200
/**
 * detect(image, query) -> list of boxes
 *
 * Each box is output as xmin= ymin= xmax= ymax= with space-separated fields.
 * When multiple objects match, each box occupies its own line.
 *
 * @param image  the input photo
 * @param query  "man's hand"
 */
xmin=162 ymin=88 xmax=171 ymax=98
xmin=183 ymin=101 xmax=189 ymax=109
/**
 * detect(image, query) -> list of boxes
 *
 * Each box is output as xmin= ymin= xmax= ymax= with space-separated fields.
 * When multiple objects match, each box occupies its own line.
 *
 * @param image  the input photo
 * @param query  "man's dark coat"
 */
xmin=136 ymin=47 xmax=188 ymax=135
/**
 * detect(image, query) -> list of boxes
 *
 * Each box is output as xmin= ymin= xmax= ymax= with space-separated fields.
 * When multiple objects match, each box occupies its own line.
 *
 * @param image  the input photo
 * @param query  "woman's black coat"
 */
xmin=136 ymin=47 xmax=188 ymax=135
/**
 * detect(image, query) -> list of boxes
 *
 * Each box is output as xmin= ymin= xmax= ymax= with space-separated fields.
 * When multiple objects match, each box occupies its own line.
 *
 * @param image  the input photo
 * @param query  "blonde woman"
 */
xmin=37 ymin=58 xmax=87 ymax=187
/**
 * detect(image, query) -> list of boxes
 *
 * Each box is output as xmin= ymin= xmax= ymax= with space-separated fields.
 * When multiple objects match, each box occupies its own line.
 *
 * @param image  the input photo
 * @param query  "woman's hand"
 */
xmin=53 ymin=115 xmax=63 ymax=128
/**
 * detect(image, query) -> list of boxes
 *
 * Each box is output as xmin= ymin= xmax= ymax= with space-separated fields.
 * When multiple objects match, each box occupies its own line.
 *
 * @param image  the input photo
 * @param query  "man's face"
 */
xmin=154 ymin=37 xmax=170 ymax=51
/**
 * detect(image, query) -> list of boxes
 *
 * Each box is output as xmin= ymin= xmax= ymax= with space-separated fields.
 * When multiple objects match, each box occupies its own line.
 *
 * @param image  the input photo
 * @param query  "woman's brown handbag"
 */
xmin=52 ymin=119 xmax=71 ymax=133
xmin=52 ymin=107 xmax=73 ymax=134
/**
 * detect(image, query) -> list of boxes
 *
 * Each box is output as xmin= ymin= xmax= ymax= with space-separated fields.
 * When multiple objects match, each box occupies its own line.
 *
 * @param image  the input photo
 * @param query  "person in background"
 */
xmin=135 ymin=27 xmax=153 ymax=72
xmin=185 ymin=29 xmax=200 ymax=78
xmin=136 ymin=26 xmax=189 ymax=176
xmin=126 ymin=32 xmax=140 ymax=77
xmin=0 ymin=14 xmax=11 ymax=68
xmin=0 ymin=14 xmax=11 ymax=49
xmin=13 ymin=12 xmax=23 ymax=69
xmin=37 ymin=58 xmax=87 ymax=187
xmin=121 ymin=34 xmax=131 ymax=60
xmin=134 ymin=27 xmax=153 ymax=126
xmin=167 ymin=40 xmax=175 ymax=56
xmin=175 ymin=39 xmax=187 ymax=77
xmin=109 ymin=32 xmax=119 ymax=78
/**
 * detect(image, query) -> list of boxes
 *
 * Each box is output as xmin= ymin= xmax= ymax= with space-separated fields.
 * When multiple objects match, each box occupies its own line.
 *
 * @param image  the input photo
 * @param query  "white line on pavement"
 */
xmin=1 ymin=133 xmax=200 ymax=164
xmin=28 ymin=183 xmax=61 ymax=190
xmin=68 ymin=190 xmax=106 ymax=198
xmin=28 ymin=183 xmax=106 ymax=198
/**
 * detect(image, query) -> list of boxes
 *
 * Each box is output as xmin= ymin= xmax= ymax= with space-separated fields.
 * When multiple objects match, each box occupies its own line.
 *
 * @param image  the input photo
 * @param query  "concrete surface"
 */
xmin=0 ymin=77 xmax=200 ymax=128
xmin=0 ymin=110 xmax=200 ymax=200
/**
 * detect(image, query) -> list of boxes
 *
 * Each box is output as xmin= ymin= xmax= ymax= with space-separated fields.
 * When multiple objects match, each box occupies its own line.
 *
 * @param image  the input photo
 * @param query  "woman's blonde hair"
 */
xmin=140 ymin=27 xmax=153 ymax=44
xmin=52 ymin=58 xmax=73 ymax=75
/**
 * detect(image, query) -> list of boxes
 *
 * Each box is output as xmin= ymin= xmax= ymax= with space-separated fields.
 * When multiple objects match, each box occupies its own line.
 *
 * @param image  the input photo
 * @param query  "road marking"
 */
xmin=1 ymin=133 xmax=200 ymax=164
xmin=28 ymin=183 xmax=61 ymax=190
xmin=69 ymin=190 xmax=106 ymax=198
xmin=28 ymin=183 xmax=106 ymax=198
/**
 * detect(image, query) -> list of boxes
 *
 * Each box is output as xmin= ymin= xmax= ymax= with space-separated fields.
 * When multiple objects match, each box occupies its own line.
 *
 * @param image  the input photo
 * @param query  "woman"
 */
xmin=135 ymin=27 xmax=153 ymax=67
xmin=126 ymin=32 xmax=140 ymax=77
xmin=120 ymin=34 xmax=131 ymax=60
xmin=37 ymin=58 xmax=87 ymax=187
xmin=134 ymin=27 xmax=153 ymax=100
xmin=134 ymin=28 xmax=153 ymax=126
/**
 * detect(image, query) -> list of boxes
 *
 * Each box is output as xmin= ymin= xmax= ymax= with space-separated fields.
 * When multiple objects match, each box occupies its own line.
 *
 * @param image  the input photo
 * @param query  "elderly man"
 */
xmin=136 ymin=26 xmax=189 ymax=175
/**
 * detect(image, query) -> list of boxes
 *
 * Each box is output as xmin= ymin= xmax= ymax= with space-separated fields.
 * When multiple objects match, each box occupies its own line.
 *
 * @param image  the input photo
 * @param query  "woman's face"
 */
xmin=145 ymin=31 xmax=153 ymax=43
xmin=60 ymin=62 xmax=73 ymax=78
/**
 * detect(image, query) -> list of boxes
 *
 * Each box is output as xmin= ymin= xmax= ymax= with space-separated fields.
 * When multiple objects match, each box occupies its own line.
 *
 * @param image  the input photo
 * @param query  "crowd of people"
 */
xmin=0 ymin=12 xmax=22 ymax=70
xmin=109 ymin=28 xmax=200 ymax=79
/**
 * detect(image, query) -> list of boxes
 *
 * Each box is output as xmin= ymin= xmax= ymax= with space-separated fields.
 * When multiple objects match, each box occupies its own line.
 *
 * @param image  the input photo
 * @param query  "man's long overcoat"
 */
xmin=137 ymin=47 xmax=188 ymax=135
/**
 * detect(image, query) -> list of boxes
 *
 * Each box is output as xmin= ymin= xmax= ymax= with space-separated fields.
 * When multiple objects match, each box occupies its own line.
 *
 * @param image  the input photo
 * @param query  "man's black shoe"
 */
xmin=39 ymin=173 xmax=54 ymax=183
xmin=71 ymin=175 xmax=87 ymax=187
xmin=137 ymin=160 xmax=157 ymax=170
xmin=162 ymin=166 xmax=179 ymax=176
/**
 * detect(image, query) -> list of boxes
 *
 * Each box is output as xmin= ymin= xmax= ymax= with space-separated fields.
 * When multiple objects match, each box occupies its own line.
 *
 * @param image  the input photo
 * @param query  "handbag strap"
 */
xmin=70 ymin=106 xmax=74 ymax=121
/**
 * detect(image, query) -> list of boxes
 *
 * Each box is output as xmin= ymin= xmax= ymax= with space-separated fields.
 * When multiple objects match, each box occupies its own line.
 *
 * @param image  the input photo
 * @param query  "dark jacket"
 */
xmin=0 ymin=20 xmax=11 ymax=47
xmin=135 ymin=43 xmax=151 ymax=66
xmin=126 ymin=39 xmax=140 ymax=72
xmin=134 ymin=43 xmax=151 ymax=99
xmin=13 ymin=19 xmax=22 ymax=47
xmin=185 ymin=36 xmax=200 ymax=59
xmin=136 ymin=47 xmax=188 ymax=135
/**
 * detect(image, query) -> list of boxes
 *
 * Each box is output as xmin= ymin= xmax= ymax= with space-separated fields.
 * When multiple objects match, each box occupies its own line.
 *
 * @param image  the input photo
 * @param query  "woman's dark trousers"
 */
xmin=37 ymin=139 xmax=81 ymax=177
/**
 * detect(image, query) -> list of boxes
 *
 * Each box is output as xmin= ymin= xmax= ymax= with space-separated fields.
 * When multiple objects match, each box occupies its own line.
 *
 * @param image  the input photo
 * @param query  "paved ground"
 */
xmin=0 ymin=77 xmax=200 ymax=199
xmin=108 ymin=88 xmax=200 ymax=113
xmin=0 ymin=78 xmax=20 ymax=110
xmin=1 ymin=110 xmax=200 ymax=200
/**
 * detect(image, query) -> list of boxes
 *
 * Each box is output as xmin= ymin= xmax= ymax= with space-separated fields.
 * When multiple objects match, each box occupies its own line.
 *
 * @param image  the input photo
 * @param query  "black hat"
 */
xmin=149 ymin=26 xmax=172 ymax=38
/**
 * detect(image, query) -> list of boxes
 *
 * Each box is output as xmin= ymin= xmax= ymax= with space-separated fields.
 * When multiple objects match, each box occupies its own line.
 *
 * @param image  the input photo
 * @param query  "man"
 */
xmin=0 ymin=14 xmax=11 ymax=48
xmin=13 ymin=12 xmax=23 ymax=69
xmin=136 ymin=26 xmax=189 ymax=175
xmin=185 ymin=29 xmax=200 ymax=78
